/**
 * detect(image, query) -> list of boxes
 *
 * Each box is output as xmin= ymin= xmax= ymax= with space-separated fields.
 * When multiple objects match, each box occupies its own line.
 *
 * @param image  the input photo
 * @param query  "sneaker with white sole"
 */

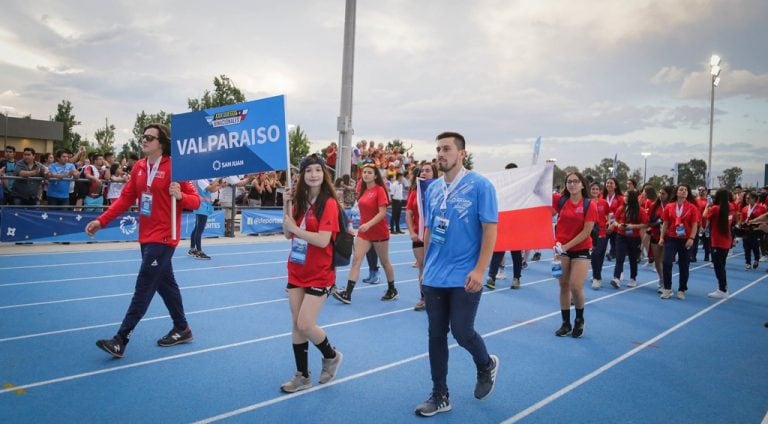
xmin=485 ymin=277 xmax=496 ymax=290
xmin=745 ymin=263 xmax=752 ymax=271
xmin=511 ymin=278 xmax=521 ymax=289
xmin=474 ymin=355 xmax=499 ymax=400
xmin=96 ymin=335 xmax=126 ymax=358
xmin=414 ymin=392 xmax=451 ymax=417
xmin=496 ymin=268 xmax=507 ymax=280
xmin=707 ymin=289 xmax=728 ymax=299
xmin=318 ymin=350 xmax=343 ymax=384
xmin=280 ymin=372 xmax=312 ymax=393
xmin=610 ymin=278 xmax=620 ymax=289
xmin=657 ymin=283 xmax=663 ymax=294
xmin=660 ymin=289 xmax=673 ymax=299
xmin=591 ymin=278 xmax=601 ymax=290
xmin=676 ymin=290 xmax=686 ymax=300
xmin=157 ymin=327 xmax=193 ymax=347
xmin=627 ymin=278 xmax=637 ymax=288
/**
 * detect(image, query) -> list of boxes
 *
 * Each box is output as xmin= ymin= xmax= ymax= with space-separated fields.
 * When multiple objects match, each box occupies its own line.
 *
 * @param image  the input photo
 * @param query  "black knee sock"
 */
xmin=315 ymin=337 xmax=336 ymax=359
xmin=292 ymin=342 xmax=309 ymax=377
xmin=388 ymin=281 xmax=395 ymax=290
xmin=346 ymin=280 xmax=356 ymax=294
xmin=561 ymin=309 xmax=571 ymax=323
xmin=575 ymin=308 xmax=584 ymax=321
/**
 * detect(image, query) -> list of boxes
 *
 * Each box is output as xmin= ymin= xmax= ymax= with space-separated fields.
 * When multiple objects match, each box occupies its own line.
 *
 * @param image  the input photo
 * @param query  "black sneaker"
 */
xmin=332 ymin=289 xmax=352 ymax=304
xmin=414 ymin=392 xmax=451 ymax=417
xmin=572 ymin=319 xmax=585 ymax=338
xmin=188 ymin=248 xmax=198 ymax=256
xmin=474 ymin=354 xmax=499 ymax=400
xmin=532 ymin=252 xmax=541 ymax=262
xmin=157 ymin=327 xmax=193 ymax=347
xmin=96 ymin=336 xmax=125 ymax=358
xmin=195 ymin=251 xmax=211 ymax=260
xmin=381 ymin=288 xmax=399 ymax=301
xmin=555 ymin=322 xmax=572 ymax=337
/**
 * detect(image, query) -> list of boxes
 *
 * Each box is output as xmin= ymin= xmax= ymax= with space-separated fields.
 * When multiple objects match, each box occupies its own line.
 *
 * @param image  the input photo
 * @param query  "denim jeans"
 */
xmin=711 ymin=247 xmax=729 ymax=292
xmin=190 ymin=214 xmax=208 ymax=251
xmin=488 ymin=250 xmax=523 ymax=279
xmin=423 ymin=285 xmax=491 ymax=394
xmin=591 ymin=237 xmax=608 ymax=280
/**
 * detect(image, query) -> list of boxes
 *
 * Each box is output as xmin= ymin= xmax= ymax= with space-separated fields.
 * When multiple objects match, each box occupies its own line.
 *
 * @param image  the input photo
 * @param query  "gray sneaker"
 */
xmin=318 ymin=350 xmax=343 ymax=384
xmin=414 ymin=392 xmax=451 ymax=417
xmin=511 ymin=278 xmax=521 ymax=289
xmin=280 ymin=372 xmax=312 ymax=393
xmin=474 ymin=354 xmax=499 ymax=400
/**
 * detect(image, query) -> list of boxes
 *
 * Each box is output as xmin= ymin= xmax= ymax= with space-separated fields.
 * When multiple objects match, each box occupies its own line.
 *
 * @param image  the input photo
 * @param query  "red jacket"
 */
xmin=97 ymin=156 xmax=200 ymax=246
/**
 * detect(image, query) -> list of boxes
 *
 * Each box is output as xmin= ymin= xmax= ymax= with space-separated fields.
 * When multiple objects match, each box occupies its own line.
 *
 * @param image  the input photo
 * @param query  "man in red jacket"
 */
xmin=86 ymin=124 xmax=201 ymax=358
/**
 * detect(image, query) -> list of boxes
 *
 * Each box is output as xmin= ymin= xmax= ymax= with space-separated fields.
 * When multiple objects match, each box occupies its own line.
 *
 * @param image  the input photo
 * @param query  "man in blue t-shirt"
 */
xmin=46 ymin=149 xmax=78 ymax=209
xmin=414 ymin=132 xmax=499 ymax=417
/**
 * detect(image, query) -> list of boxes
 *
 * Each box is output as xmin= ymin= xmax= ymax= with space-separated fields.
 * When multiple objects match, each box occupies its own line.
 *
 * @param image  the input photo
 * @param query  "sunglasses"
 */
xmin=141 ymin=134 xmax=160 ymax=142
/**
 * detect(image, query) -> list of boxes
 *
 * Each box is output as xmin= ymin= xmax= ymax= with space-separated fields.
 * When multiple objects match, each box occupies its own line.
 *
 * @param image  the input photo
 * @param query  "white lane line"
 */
xmin=0 ymin=307 xmax=413 ymax=396
xmin=500 ymin=273 xmax=768 ymax=424
xmin=0 ymin=250 xmax=415 ymax=288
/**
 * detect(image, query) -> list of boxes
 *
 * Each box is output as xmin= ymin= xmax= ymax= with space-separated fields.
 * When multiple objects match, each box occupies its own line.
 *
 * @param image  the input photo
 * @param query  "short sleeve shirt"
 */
xmin=287 ymin=198 xmax=341 ymax=288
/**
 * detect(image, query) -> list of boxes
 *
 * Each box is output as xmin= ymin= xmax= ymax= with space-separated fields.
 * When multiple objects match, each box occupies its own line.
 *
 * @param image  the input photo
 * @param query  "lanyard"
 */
xmin=675 ymin=202 xmax=684 ymax=218
xmin=146 ymin=158 xmax=161 ymax=190
xmin=747 ymin=204 xmax=756 ymax=220
xmin=299 ymin=199 xmax=317 ymax=230
xmin=439 ymin=167 xmax=468 ymax=211
xmin=607 ymin=194 xmax=615 ymax=206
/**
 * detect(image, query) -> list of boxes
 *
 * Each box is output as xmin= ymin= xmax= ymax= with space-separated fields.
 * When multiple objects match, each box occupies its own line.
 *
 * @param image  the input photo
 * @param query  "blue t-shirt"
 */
xmin=422 ymin=171 xmax=498 ymax=288
xmin=47 ymin=162 xmax=76 ymax=199
xmin=194 ymin=179 xmax=214 ymax=216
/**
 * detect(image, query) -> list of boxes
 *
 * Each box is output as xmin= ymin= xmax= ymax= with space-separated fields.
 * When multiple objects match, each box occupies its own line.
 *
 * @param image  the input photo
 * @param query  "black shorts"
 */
xmin=412 ymin=241 xmax=424 ymax=248
xmin=559 ymin=249 xmax=591 ymax=260
xmin=286 ymin=283 xmax=330 ymax=297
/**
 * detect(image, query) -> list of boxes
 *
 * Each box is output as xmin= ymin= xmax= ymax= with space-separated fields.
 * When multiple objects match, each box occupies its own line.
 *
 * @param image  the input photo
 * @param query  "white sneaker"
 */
xmin=591 ymin=278 xmax=601 ymax=290
xmin=660 ymin=289 xmax=673 ymax=299
xmin=676 ymin=290 xmax=686 ymax=300
xmin=496 ymin=268 xmax=507 ymax=280
xmin=610 ymin=278 xmax=620 ymax=289
xmin=745 ymin=263 xmax=752 ymax=271
xmin=657 ymin=283 xmax=663 ymax=294
xmin=707 ymin=289 xmax=728 ymax=299
xmin=627 ymin=279 xmax=637 ymax=288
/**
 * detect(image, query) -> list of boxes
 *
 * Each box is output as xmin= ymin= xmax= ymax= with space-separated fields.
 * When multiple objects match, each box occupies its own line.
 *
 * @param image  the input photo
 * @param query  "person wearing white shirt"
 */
xmin=389 ymin=173 xmax=405 ymax=234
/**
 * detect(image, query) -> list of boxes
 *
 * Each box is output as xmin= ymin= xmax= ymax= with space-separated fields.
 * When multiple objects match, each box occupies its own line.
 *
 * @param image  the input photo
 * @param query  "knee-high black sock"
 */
xmin=575 ymin=308 xmax=584 ymax=321
xmin=315 ymin=337 xmax=337 ymax=359
xmin=561 ymin=309 xmax=571 ymax=323
xmin=388 ymin=280 xmax=396 ymax=290
xmin=292 ymin=342 xmax=309 ymax=377
xmin=345 ymin=280 xmax=356 ymax=295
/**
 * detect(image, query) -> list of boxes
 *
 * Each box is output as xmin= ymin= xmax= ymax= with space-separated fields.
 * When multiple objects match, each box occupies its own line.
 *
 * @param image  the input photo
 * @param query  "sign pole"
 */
xmin=171 ymin=196 xmax=177 ymax=240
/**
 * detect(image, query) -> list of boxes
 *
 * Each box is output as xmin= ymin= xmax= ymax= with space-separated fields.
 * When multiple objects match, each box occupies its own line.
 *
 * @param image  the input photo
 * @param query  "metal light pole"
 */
xmin=336 ymin=0 xmax=356 ymax=180
xmin=641 ymin=152 xmax=651 ymax=185
xmin=707 ymin=55 xmax=721 ymax=188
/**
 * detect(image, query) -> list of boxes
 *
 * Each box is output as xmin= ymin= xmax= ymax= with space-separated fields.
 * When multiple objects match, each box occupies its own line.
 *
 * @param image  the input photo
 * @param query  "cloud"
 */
xmin=651 ymin=66 xmax=685 ymax=84
xmin=679 ymin=66 xmax=768 ymax=99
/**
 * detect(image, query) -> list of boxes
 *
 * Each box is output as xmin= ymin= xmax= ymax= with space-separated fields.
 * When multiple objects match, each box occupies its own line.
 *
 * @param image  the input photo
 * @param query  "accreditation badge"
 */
xmin=289 ymin=238 xmax=308 ymax=264
xmin=675 ymin=224 xmax=686 ymax=237
xmin=431 ymin=216 xmax=449 ymax=245
xmin=140 ymin=192 xmax=153 ymax=216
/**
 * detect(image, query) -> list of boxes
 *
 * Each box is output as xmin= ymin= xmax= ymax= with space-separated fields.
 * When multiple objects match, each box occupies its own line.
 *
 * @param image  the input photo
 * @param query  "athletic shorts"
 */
xmin=412 ymin=241 xmax=424 ymax=248
xmin=286 ymin=283 xmax=330 ymax=297
xmin=559 ymin=249 xmax=591 ymax=260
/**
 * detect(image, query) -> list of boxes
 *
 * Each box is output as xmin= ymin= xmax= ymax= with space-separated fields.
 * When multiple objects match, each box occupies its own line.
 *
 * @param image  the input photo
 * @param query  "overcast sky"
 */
xmin=1 ymin=0 xmax=766 ymax=186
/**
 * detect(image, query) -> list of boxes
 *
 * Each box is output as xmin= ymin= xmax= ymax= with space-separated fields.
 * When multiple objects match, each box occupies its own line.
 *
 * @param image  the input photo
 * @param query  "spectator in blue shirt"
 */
xmin=46 ymin=149 xmax=79 ymax=209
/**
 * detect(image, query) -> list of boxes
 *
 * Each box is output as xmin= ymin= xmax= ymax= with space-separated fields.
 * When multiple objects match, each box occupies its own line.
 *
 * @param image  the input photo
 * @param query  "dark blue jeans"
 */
xmin=591 ymin=237 xmax=608 ymax=280
xmin=663 ymin=238 xmax=690 ymax=291
xmin=488 ymin=250 xmax=522 ymax=279
xmin=614 ymin=235 xmax=641 ymax=280
xmin=190 ymin=214 xmax=208 ymax=251
xmin=117 ymin=243 xmax=188 ymax=340
xmin=423 ymin=285 xmax=491 ymax=394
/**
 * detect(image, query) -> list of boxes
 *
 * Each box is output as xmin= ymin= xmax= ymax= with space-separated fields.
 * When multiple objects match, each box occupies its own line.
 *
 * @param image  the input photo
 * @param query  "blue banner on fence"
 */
xmin=171 ymin=95 xmax=288 ymax=181
xmin=1 ymin=208 xmax=226 ymax=243
xmin=240 ymin=208 xmax=283 ymax=235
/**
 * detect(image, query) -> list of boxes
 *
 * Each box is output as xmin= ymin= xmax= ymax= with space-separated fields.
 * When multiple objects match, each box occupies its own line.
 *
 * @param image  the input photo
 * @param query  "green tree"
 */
xmin=52 ymin=100 xmax=82 ymax=152
xmin=582 ymin=158 xmax=631 ymax=187
xmin=553 ymin=164 xmax=566 ymax=190
xmin=119 ymin=111 xmax=171 ymax=161
xmin=677 ymin=158 xmax=707 ymax=187
xmin=187 ymin=75 xmax=246 ymax=111
xmin=386 ymin=139 xmax=406 ymax=153
xmin=463 ymin=152 xmax=474 ymax=170
xmin=288 ymin=125 xmax=310 ymax=167
xmin=717 ymin=166 xmax=742 ymax=190
xmin=94 ymin=120 xmax=116 ymax=154
xmin=646 ymin=174 xmax=676 ymax=189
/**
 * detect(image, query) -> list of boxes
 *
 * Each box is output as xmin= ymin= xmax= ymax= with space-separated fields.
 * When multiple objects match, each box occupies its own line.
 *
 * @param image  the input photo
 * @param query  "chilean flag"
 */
xmin=487 ymin=163 xmax=555 ymax=251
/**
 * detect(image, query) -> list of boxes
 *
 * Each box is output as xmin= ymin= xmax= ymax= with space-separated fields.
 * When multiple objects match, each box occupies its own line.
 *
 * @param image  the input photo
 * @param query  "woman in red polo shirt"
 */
xmin=589 ymin=182 xmax=609 ymax=289
xmin=603 ymin=177 xmax=624 ymax=261
xmin=658 ymin=184 xmax=700 ymax=300
xmin=553 ymin=172 xmax=597 ymax=338
xmin=280 ymin=154 xmax=343 ymax=393
xmin=333 ymin=160 xmax=396 ymax=304
xmin=739 ymin=191 xmax=767 ymax=270
xmin=704 ymin=189 xmax=733 ymax=298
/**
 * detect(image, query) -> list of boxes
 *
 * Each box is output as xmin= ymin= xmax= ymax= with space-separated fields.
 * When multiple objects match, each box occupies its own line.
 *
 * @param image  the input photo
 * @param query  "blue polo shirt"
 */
xmin=47 ymin=162 xmax=76 ymax=199
xmin=422 ymin=171 xmax=498 ymax=288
